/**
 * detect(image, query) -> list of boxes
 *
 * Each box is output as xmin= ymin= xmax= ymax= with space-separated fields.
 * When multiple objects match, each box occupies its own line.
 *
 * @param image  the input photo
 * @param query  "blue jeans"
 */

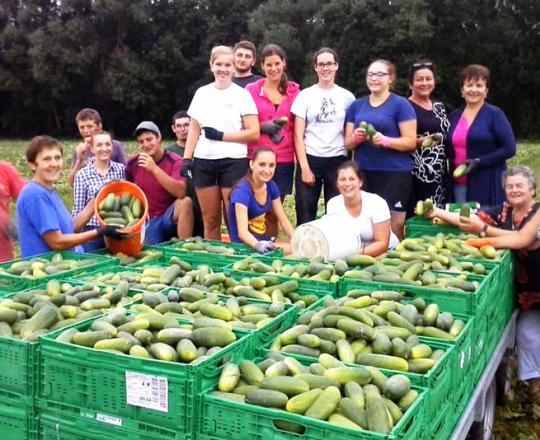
xmin=295 ymin=154 xmax=347 ymax=226
xmin=145 ymin=204 xmax=177 ymax=244
xmin=453 ymin=184 xmax=467 ymax=203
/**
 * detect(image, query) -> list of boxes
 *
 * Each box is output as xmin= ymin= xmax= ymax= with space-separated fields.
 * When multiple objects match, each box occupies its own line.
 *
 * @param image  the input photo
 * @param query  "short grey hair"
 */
xmin=502 ymin=166 xmax=537 ymax=195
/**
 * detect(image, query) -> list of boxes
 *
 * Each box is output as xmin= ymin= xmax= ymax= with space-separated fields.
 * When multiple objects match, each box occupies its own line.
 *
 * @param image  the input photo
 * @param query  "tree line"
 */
xmin=1 ymin=0 xmax=538 ymax=139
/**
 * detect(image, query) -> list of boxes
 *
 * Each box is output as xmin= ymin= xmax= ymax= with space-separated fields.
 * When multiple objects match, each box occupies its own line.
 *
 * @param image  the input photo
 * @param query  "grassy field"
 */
xmin=1 ymin=138 xmax=540 ymax=436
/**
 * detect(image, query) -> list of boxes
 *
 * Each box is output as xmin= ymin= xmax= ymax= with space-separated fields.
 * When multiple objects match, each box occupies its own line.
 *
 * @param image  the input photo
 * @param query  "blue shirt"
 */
xmin=345 ymin=93 xmax=416 ymax=171
xmin=228 ymin=179 xmax=281 ymax=243
xmin=16 ymin=182 xmax=83 ymax=257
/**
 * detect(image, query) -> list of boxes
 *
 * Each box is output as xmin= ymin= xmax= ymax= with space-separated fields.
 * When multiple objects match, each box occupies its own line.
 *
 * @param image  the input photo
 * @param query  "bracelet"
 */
xmin=479 ymin=224 xmax=489 ymax=238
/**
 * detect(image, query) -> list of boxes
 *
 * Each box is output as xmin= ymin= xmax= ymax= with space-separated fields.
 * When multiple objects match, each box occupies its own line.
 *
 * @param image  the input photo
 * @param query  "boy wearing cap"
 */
xmin=127 ymin=121 xmax=193 ymax=244
xmin=67 ymin=108 xmax=127 ymax=186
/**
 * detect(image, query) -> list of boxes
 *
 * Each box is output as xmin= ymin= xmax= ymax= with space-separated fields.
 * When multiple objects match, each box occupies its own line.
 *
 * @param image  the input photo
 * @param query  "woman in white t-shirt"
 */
xmin=291 ymin=47 xmax=355 ymax=225
xmin=182 ymin=46 xmax=260 ymax=240
xmin=327 ymin=161 xmax=399 ymax=256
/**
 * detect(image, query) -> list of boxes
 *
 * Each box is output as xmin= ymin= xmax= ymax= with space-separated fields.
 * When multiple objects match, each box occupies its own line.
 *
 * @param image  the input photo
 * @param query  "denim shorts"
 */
xmin=145 ymin=203 xmax=177 ymax=244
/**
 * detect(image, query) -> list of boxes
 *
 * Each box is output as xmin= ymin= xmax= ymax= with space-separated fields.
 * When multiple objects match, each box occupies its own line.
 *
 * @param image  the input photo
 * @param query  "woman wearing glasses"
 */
xmin=407 ymin=61 xmax=449 ymax=214
xmin=345 ymin=59 xmax=416 ymax=239
xmin=291 ymin=47 xmax=355 ymax=225
xmin=447 ymin=64 xmax=516 ymax=206
xmin=245 ymin=44 xmax=300 ymax=236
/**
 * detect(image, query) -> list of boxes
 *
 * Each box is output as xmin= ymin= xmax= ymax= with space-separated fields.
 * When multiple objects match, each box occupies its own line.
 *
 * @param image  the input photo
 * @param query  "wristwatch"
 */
xmin=479 ymin=224 xmax=489 ymax=238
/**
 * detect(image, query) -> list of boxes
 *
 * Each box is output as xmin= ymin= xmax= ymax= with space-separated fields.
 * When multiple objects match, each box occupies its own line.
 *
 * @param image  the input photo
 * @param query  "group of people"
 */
xmin=0 ymin=39 xmax=538 ymax=407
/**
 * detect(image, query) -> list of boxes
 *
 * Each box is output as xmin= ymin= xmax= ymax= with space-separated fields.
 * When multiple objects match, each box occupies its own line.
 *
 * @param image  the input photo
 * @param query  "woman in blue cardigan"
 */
xmin=447 ymin=64 xmax=516 ymax=207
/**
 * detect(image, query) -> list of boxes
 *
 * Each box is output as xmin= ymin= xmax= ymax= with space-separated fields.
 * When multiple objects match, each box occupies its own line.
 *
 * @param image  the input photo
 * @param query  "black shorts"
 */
xmin=363 ymin=170 xmax=412 ymax=213
xmin=193 ymin=157 xmax=248 ymax=189
xmin=273 ymin=162 xmax=294 ymax=197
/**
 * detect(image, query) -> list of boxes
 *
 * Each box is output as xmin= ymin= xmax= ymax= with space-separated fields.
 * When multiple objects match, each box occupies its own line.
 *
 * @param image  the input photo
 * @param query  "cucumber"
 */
xmin=72 ymin=330 xmax=111 ymax=347
xmin=20 ymin=306 xmax=58 ymax=338
xmin=261 ymin=376 xmax=310 ymax=396
xmin=286 ymin=388 xmax=322 ymax=414
xmin=149 ymin=342 xmax=179 ymax=362
xmin=383 ymin=374 xmax=411 ymax=400
xmin=246 ymin=389 xmax=288 ymax=408
xmin=176 ymin=338 xmax=198 ymax=362
xmin=293 ymin=373 xmax=338 ymax=390
xmin=338 ymin=397 xmax=368 ymax=428
xmin=346 ymin=255 xmax=377 ymax=267
xmin=305 ymin=386 xmax=341 ymax=420
xmin=94 ymin=338 xmax=133 ymax=353
xmin=324 ymin=367 xmax=371 ymax=385
xmin=191 ymin=327 xmax=236 ymax=347
xmin=357 ymin=353 xmax=409 ymax=372
xmin=239 ymin=360 xmax=265 ymax=385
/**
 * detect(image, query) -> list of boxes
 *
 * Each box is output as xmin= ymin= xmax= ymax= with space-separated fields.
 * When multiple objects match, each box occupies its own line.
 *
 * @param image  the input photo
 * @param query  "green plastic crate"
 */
xmin=93 ymin=245 xmax=165 ymax=267
xmin=0 ymin=390 xmax=37 ymax=440
xmin=160 ymin=238 xmax=283 ymax=257
xmin=0 ymin=251 xmax=115 ymax=291
xmin=428 ymin=400 xmax=457 ymax=440
xmin=226 ymin=262 xmax=339 ymax=298
xmin=405 ymin=217 xmax=462 ymax=237
xmin=339 ymin=271 xmax=495 ymax=316
xmin=195 ymin=352 xmax=426 ymax=440
xmin=196 ymin=375 xmax=426 ymax=440
xmin=38 ymin=403 xmax=183 ymax=440
xmin=39 ymin=316 xmax=254 ymax=437
xmin=0 ymin=281 xmax=141 ymax=399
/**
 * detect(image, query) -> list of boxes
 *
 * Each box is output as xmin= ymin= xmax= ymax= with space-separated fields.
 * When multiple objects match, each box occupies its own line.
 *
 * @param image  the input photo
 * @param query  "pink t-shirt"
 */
xmin=0 ymin=161 xmax=25 ymax=262
xmin=126 ymin=151 xmax=185 ymax=219
xmin=452 ymin=116 xmax=470 ymax=184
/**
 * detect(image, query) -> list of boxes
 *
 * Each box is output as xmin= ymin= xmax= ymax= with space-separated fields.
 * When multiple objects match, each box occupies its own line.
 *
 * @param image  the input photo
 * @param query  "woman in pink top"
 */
xmin=246 ymin=44 xmax=300 ymax=236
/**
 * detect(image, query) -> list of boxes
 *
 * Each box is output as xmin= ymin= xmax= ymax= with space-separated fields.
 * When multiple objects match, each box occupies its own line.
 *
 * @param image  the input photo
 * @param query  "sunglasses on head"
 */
xmin=411 ymin=62 xmax=433 ymax=70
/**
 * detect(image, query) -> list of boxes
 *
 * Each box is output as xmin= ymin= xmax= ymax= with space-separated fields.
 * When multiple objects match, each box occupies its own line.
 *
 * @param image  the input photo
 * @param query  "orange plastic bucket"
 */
xmin=94 ymin=180 xmax=149 ymax=257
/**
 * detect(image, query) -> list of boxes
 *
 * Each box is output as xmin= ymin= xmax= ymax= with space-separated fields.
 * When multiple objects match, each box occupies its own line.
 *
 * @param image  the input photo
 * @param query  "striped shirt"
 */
xmin=72 ymin=161 xmax=126 ymax=227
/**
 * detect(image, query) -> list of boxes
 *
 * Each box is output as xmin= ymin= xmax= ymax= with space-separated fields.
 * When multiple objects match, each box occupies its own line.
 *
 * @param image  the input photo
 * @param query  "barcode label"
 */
xmin=125 ymin=371 xmax=168 ymax=412
xmin=96 ymin=413 xmax=123 ymax=426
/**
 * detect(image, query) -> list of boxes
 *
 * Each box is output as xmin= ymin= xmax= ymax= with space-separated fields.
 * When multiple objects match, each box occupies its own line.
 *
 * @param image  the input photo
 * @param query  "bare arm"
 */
xmin=362 ymin=221 xmax=391 ymax=257
xmin=222 ymin=115 xmax=260 ymax=144
xmin=67 ymin=142 xmax=89 ymax=186
xmin=271 ymin=198 xmax=295 ymax=240
xmin=138 ymin=153 xmax=186 ymax=199
xmin=183 ymin=119 xmax=201 ymax=160
xmin=344 ymin=122 xmax=358 ymax=150
xmin=42 ymin=229 xmax=99 ymax=251
xmin=72 ymin=199 xmax=96 ymax=232
xmin=234 ymin=203 xmax=259 ymax=248
xmin=372 ymin=119 xmax=417 ymax=152
xmin=294 ymin=117 xmax=310 ymax=171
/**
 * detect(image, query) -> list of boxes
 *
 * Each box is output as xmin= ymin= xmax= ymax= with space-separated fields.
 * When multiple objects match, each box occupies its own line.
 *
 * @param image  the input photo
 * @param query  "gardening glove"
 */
xmin=465 ymin=158 xmax=480 ymax=174
xmin=255 ymin=240 xmax=276 ymax=254
xmin=180 ymin=159 xmax=193 ymax=179
xmin=97 ymin=225 xmax=131 ymax=240
xmin=202 ymin=126 xmax=224 ymax=141
xmin=269 ymin=132 xmax=284 ymax=144
xmin=260 ymin=121 xmax=282 ymax=135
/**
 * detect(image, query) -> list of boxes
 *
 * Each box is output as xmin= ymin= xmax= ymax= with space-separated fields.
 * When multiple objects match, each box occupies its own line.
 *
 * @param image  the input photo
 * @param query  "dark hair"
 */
xmin=408 ymin=60 xmax=435 ymax=84
xmin=233 ymin=40 xmax=257 ymax=58
xmin=368 ymin=59 xmax=396 ymax=88
xmin=460 ymin=64 xmax=490 ymax=88
xmin=172 ymin=111 xmax=189 ymax=123
xmin=75 ymin=108 xmax=101 ymax=124
xmin=231 ymin=147 xmax=276 ymax=200
xmin=91 ymin=130 xmax=112 ymax=144
xmin=260 ymin=44 xmax=289 ymax=95
xmin=336 ymin=160 xmax=364 ymax=181
xmin=26 ymin=135 xmax=63 ymax=163
xmin=313 ymin=47 xmax=339 ymax=65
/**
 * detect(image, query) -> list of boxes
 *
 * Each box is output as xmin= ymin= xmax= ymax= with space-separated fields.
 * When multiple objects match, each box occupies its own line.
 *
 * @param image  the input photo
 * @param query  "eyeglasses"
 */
xmin=316 ymin=62 xmax=336 ymax=69
xmin=366 ymin=71 xmax=390 ymax=78
xmin=175 ymin=123 xmax=190 ymax=129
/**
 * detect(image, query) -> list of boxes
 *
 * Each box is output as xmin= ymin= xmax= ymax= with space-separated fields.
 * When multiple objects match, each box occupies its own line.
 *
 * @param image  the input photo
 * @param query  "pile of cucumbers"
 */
xmin=231 ymin=256 xmax=350 ymax=283
xmin=84 ymin=257 xmax=318 ymax=308
xmin=169 ymin=237 xmax=237 ymax=255
xmin=130 ymin=290 xmax=292 ymax=331
xmin=0 ymin=280 xmax=134 ymax=341
xmin=97 ymin=191 xmax=143 ymax=227
xmin=268 ymin=292 xmax=459 ymax=373
xmin=56 ymin=309 xmax=239 ymax=364
xmin=212 ymin=352 xmax=419 ymax=434
xmin=0 ymin=253 xmax=102 ymax=279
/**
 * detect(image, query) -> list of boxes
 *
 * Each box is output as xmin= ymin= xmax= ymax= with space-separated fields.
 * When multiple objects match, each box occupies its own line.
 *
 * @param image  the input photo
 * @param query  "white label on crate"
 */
xmin=96 ymin=413 xmax=123 ymax=427
xmin=125 ymin=371 xmax=168 ymax=412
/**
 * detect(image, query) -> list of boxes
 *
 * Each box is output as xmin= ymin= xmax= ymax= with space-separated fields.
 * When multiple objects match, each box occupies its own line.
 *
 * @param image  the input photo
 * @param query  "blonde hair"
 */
xmin=210 ymin=46 xmax=234 ymax=66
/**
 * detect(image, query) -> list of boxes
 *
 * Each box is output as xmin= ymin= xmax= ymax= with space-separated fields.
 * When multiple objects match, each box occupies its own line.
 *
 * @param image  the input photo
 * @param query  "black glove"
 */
xmin=465 ymin=158 xmax=480 ymax=174
xmin=97 ymin=225 xmax=130 ymax=240
xmin=269 ymin=132 xmax=284 ymax=144
xmin=202 ymin=126 xmax=224 ymax=141
xmin=260 ymin=121 xmax=282 ymax=135
xmin=181 ymin=159 xmax=193 ymax=179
